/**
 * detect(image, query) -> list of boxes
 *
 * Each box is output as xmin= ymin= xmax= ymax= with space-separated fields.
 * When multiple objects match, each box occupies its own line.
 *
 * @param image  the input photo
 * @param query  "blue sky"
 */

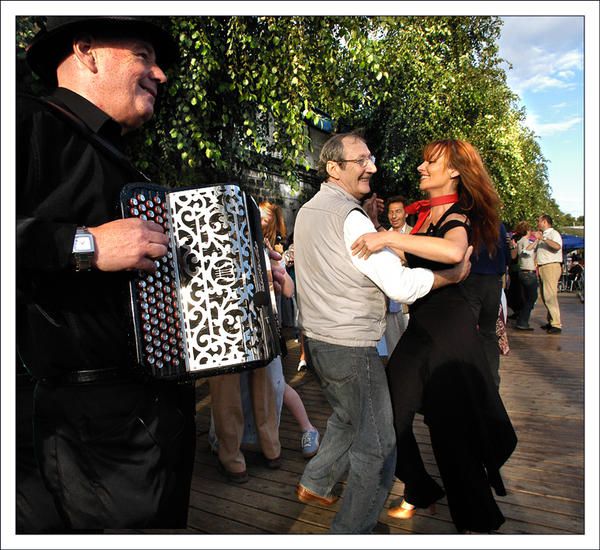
xmin=497 ymin=16 xmax=584 ymax=218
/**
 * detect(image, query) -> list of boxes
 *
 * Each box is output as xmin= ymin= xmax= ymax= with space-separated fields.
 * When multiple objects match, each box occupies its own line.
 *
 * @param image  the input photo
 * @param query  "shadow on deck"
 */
xmin=121 ymin=292 xmax=586 ymax=537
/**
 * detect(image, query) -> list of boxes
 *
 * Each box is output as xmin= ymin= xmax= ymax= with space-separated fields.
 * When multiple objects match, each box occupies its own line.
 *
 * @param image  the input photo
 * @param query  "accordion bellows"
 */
xmin=121 ymin=183 xmax=280 ymax=380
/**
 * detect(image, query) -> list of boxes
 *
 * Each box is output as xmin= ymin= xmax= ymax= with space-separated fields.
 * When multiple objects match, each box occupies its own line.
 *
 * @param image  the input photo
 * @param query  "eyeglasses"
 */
xmin=336 ymin=155 xmax=376 ymax=168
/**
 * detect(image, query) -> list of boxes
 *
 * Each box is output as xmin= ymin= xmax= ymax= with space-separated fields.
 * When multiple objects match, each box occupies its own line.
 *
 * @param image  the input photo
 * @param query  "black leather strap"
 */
xmin=29 ymin=94 xmax=150 ymax=183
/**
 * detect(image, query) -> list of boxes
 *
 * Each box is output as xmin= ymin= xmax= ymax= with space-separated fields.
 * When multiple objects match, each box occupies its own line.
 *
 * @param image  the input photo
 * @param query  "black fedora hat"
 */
xmin=26 ymin=16 xmax=178 ymax=86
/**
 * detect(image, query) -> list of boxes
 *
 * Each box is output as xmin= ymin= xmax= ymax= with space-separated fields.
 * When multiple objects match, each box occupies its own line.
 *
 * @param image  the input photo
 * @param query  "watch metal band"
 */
xmin=74 ymin=253 xmax=93 ymax=272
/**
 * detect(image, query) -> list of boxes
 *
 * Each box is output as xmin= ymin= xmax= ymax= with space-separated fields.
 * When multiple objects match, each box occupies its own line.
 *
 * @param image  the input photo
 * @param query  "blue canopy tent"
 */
xmin=561 ymin=233 xmax=584 ymax=252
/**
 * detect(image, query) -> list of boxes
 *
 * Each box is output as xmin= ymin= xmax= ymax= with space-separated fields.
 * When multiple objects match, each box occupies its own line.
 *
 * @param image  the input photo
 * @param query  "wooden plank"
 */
xmin=117 ymin=292 xmax=585 ymax=535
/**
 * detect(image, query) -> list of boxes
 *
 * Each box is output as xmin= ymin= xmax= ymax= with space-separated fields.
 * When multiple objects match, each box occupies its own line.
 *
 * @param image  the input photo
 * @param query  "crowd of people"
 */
xmin=15 ymin=16 xmax=575 ymax=537
xmin=507 ymin=214 xmax=574 ymax=333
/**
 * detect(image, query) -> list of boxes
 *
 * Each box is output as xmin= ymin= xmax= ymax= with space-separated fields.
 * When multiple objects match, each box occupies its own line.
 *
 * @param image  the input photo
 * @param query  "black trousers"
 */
xmin=16 ymin=378 xmax=66 ymax=533
xmin=32 ymin=377 xmax=196 ymax=530
xmin=460 ymin=274 xmax=503 ymax=388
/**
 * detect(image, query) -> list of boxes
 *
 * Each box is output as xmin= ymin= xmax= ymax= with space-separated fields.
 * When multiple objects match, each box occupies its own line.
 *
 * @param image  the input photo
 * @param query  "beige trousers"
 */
xmin=538 ymin=262 xmax=562 ymax=328
xmin=209 ymin=368 xmax=281 ymax=473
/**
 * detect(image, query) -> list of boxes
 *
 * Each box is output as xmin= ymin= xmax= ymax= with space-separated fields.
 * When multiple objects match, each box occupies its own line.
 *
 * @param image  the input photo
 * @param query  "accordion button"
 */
xmin=138 ymin=194 xmax=146 ymax=202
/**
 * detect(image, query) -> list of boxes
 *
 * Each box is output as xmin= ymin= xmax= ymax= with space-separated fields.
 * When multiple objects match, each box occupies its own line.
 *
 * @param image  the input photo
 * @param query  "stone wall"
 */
xmin=240 ymin=125 xmax=329 ymax=239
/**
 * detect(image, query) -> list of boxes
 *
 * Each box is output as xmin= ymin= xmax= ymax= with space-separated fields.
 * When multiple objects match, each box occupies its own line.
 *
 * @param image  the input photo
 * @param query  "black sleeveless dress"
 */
xmin=387 ymin=203 xmax=517 ymax=533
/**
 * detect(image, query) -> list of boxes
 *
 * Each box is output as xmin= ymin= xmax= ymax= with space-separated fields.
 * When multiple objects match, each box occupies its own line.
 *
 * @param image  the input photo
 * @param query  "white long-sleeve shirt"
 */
xmin=343 ymin=210 xmax=434 ymax=305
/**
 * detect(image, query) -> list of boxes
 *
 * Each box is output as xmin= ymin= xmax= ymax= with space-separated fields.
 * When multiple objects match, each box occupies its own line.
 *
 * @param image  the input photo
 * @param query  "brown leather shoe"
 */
xmin=217 ymin=461 xmax=249 ymax=484
xmin=264 ymin=454 xmax=282 ymax=469
xmin=296 ymin=483 xmax=338 ymax=506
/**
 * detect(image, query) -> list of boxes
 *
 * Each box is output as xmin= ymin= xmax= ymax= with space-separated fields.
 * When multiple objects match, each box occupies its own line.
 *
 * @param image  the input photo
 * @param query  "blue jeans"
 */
xmin=301 ymin=338 xmax=396 ymax=533
xmin=517 ymin=271 xmax=538 ymax=328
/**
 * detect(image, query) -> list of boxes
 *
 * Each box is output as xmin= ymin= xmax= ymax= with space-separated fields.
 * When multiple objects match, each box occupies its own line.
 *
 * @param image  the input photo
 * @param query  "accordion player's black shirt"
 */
xmin=17 ymin=88 xmax=141 ymax=378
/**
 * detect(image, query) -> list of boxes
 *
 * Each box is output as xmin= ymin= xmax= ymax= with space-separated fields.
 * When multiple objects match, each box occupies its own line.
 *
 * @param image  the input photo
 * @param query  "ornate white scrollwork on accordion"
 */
xmin=120 ymin=183 xmax=280 ymax=380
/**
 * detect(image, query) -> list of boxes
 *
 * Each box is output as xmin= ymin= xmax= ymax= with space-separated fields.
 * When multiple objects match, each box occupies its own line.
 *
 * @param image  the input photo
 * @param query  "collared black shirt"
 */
xmin=17 ymin=88 xmax=144 ymax=378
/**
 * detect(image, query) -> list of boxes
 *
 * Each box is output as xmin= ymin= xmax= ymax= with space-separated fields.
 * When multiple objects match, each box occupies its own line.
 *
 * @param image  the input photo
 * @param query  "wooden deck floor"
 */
xmin=129 ymin=291 xmax=586 ymax=537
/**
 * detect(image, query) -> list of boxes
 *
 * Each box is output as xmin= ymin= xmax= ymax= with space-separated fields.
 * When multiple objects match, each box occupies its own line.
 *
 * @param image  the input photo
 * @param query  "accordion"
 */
xmin=120 ymin=182 xmax=280 ymax=381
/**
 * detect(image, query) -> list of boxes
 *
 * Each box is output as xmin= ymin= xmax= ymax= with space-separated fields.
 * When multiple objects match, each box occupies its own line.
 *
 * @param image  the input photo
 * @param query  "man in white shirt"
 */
xmin=535 ymin=214 xmax=563 ymax=333
xmin=377 ymin=196 xmax=413 ymax=356
xmin=293 ymin=131 xmax=472 ymax=533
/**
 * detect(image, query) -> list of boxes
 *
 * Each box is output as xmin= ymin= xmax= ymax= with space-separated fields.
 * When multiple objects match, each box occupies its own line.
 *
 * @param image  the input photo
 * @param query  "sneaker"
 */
xmin=297 ymin=359 xmax=307 ymax=372
xmin=301 ymin=429 xmax=320 ymax=458
xmin=547 ymin=326 xmax=562 ymax=334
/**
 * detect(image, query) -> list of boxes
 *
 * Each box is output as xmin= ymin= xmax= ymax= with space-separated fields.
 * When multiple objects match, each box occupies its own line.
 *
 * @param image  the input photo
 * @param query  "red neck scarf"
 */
xmin=405 ymin=193 xmax=459 ymax=234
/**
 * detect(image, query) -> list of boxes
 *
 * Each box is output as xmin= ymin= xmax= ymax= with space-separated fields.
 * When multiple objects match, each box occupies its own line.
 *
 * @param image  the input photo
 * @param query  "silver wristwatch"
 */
xmin=72 ymin=226 xmax=95 ymax=272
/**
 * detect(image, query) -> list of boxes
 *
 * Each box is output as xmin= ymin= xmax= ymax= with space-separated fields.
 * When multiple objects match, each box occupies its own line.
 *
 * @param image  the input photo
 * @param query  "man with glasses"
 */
xmin=293 ymin=131 xmax=472 ymax=533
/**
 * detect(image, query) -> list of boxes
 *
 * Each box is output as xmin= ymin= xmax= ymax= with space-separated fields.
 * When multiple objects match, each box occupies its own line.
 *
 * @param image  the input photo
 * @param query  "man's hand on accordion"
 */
xmin=88 ymin=218 xmax=169 ymax=273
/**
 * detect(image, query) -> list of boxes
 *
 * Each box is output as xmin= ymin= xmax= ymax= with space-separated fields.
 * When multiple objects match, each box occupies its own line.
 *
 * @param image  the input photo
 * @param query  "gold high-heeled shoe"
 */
xmin=387 ymin=499 xmax=436 ymax=519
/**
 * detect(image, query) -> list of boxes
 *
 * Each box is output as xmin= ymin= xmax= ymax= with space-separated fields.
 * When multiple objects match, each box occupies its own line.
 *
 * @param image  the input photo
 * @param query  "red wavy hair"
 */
xmin=423 ymin=140 xmax=501 ymax=255
xmin=259 ymin=200 xmax=287 ymax=247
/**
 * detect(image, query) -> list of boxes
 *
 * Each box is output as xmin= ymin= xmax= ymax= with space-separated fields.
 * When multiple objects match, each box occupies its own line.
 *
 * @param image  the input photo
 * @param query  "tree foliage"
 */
xmin=16 ymin=15 xmax=570 ymax=229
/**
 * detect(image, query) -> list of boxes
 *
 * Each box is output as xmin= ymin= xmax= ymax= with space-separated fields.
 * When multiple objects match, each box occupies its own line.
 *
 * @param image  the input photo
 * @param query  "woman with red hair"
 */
xmin=352 ymin=140 xmax=517 ymax=533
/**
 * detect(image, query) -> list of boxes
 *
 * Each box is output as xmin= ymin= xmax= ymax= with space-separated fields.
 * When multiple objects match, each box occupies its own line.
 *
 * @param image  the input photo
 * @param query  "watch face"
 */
xmin=74 ymin=235 xmax=94 ymax=253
